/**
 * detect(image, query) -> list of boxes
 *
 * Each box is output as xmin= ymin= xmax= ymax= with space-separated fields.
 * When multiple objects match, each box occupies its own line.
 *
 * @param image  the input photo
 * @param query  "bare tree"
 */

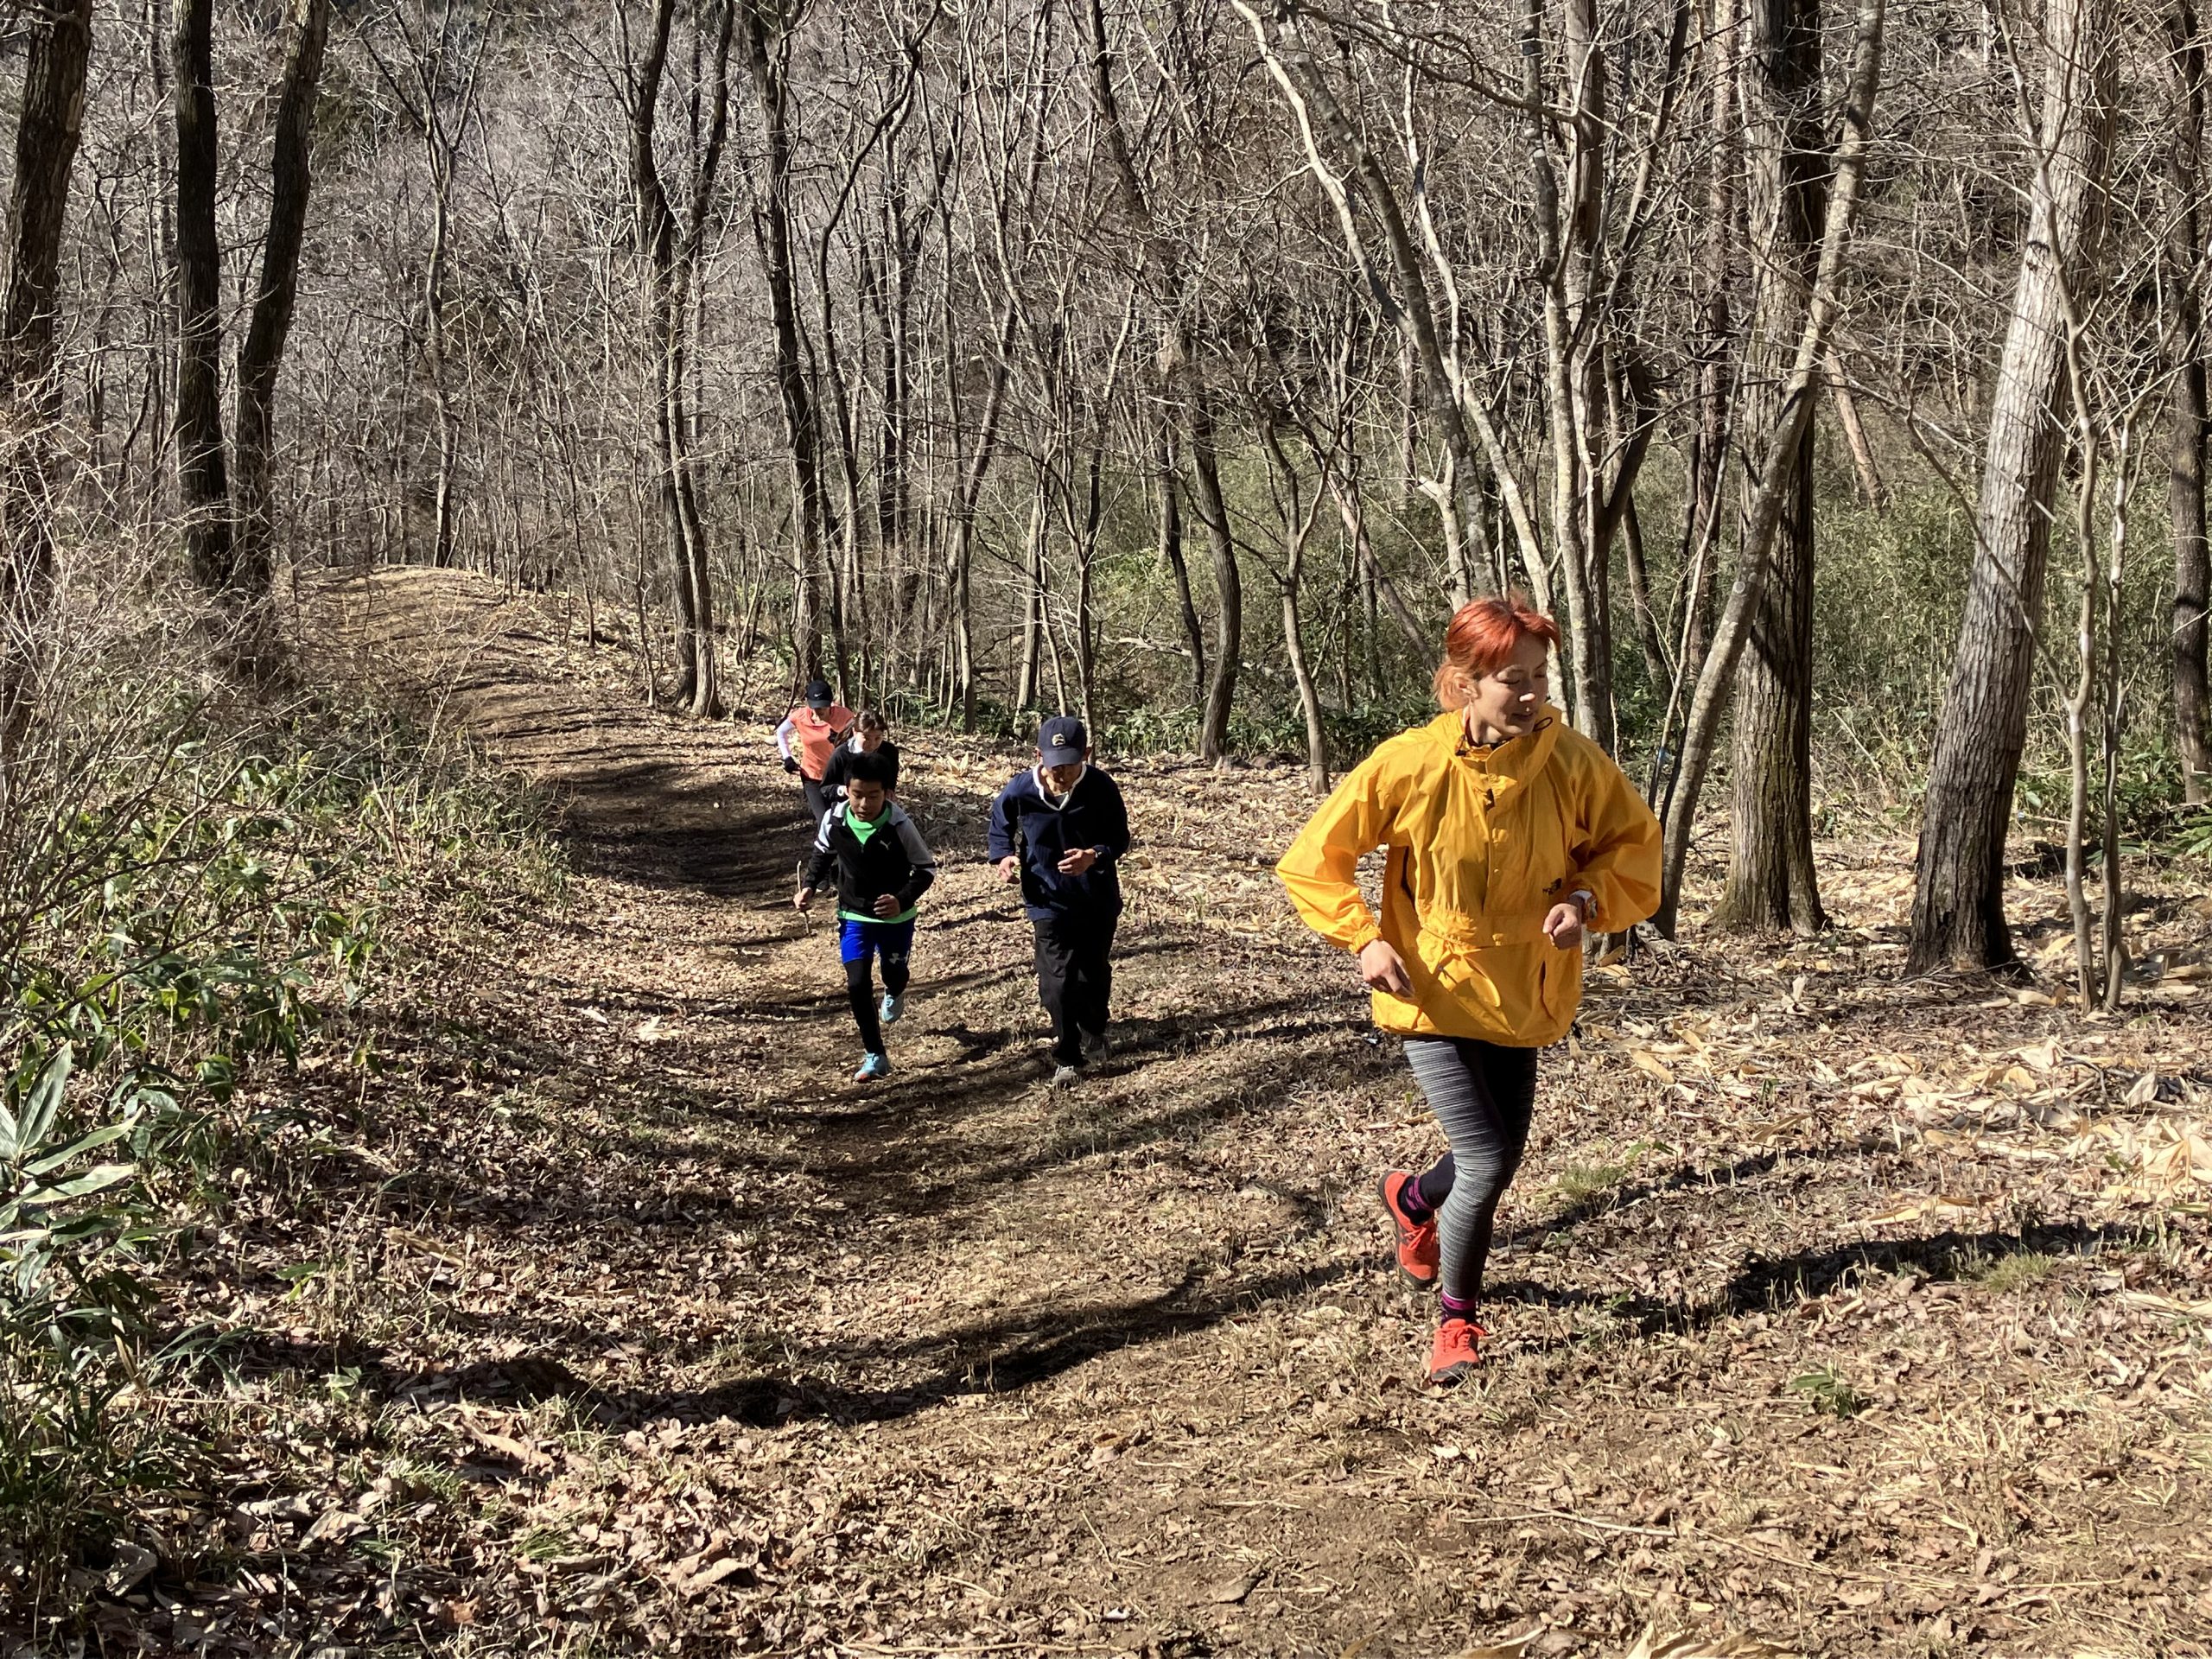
xmin=625 ymin=0 xmax=733 ymax=715
xmin=1713 ymin=0 xmax=1830 ymax=935
xmin=2170 ymin=0 xmax=2212 ymax=804
xmin=0 ymin=0 xmax=95 ymax=766
xmin=1654 ymin=0 xmax=1887 ymax=937
xmin=233 ymin=0 xmax=335 ymax=598
xmin=1909 ymin=0 xmax=2117 ymax=974
xmin=1086 ymin=0 xmax=1240 ymax=762
xmin=174 ymin=0 xmax=232 ymax=589
xmin=735 ymin=0 xmax=839 ymax=685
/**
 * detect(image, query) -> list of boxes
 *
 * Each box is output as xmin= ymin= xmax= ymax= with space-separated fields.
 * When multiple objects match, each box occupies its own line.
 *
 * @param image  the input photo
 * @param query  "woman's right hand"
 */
xmin=1357 ymin=938 xmax=1413 ymax=996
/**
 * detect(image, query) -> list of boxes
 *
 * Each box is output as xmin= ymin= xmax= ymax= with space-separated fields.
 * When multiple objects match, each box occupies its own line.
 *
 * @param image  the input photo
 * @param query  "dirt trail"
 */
xmin=283 ymin=569 xmax=2210 ymax=1659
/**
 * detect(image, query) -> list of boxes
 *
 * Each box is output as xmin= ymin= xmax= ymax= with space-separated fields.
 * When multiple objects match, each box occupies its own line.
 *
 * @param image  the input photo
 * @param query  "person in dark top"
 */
xmin=987 ymin=716 xmax=1131 ymax=1087
xmin=822 ymin=710 xmax=900 ymax=802
xmin=796 ymin=750 xmax=936 ymax=1082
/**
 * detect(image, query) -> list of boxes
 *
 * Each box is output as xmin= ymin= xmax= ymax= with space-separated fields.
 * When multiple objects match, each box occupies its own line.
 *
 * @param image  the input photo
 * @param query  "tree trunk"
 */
xmin=1621 ymin=496 xmax=1672 ymax=696
xmin=1715 ymin=0 xmax=1828 ymax=935
xmin=738 ymin=0 xmax=826 ymax=679
xmin=1653 ymin=0 xmax=1885 ymax=937
xmin=1186 ymin=374 xmax=1241 ymax=761
xmin=1675 ymin=0 xmax=1739 ymax=684
xmin=1085 ymin=0 xmax=1239 ymax=761
xmin=1154 ymin=416 xmax=1206 ymax=707
xmin=671 ymin=0 xmax=734 ymax=716
xmin=174 ymin=0 xmax=232 ymax=590
xmin=629 ymin=0 xmax=702 ymax=703
xmin=2171 ymin=0 xmax=2212 ymax=804
xmin=1908 ymin=0 xmax=2116 ymax=974
xmin=1826 ymin=348 xmax=1888 ymax=506
xmin=142 ymin=0 xmax=175 ymax=530
xmin=1015 ymin=473 xmax=1046 ymax=711
xmin=946 ymin=296 xmax=1014 ymax=732
xmin=0 ymin=0 xmax=95 ymax=770
xmin=425 ymin=160 xmax=457 ymax=570
xmin=1261 ymin=419 xmax=1331 ymax=792
xmin=232 ymin=0 xmax=333 ymax=601
xmin=1525 ymin=0 xmax=1616 ymax=751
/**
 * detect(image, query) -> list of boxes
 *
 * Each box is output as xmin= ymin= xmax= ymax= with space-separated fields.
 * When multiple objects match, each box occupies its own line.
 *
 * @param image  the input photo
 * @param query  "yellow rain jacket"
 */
xmin=1276 ymin=709 xmax=1662 ymax=1047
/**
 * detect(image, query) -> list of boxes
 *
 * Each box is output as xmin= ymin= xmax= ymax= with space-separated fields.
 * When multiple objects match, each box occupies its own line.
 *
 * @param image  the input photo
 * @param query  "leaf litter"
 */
xmin=30 ymin=568 xmax=2212 ymax=1659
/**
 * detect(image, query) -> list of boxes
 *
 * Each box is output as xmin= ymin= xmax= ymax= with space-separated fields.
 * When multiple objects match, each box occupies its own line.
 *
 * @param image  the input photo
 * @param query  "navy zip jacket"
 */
xmin=987 ymin=766 xmax=1131 ymax=919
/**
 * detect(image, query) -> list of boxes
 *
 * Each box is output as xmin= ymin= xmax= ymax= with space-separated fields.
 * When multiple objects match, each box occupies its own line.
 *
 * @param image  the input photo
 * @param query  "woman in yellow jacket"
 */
xmin=1277 ymin=596 xmax=1662 ymax=1383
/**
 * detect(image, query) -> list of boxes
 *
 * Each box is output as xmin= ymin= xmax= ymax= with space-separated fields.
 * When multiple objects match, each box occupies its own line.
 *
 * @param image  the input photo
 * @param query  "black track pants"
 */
xmin=1033 ymin=912 xmax=1117 ymax=1066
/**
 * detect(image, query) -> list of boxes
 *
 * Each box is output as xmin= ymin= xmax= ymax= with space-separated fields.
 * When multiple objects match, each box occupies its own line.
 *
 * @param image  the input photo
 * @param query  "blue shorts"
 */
xmin=838 ymin=918 xmax=915 ymax=969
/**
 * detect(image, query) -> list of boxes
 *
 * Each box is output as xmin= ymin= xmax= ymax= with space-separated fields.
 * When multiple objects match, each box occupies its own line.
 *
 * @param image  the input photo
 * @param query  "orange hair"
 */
xmin=1433 ymin=594 xmax=1561 ymax=709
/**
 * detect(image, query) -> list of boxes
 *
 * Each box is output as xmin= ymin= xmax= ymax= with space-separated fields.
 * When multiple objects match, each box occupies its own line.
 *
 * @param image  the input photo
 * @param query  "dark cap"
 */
xmin=804 ymin=678 xmax=835 ymax=709
xmin=1038 ymin=715 xmax=1088 ymax=766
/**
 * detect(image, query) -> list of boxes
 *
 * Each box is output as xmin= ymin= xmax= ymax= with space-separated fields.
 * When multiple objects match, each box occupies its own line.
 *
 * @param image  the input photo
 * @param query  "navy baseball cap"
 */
xmin=1038 ymin=716 xmax=1088 ymax=766
xmin=804 ymin=678 xmax=835 ymax=709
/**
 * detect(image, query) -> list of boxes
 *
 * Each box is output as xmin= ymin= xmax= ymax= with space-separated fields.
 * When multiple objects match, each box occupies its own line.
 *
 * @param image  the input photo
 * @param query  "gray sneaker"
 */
xmin=1082 ymin=1029 xmax=1111 ymax=1061
xmin=880 ymin=991 xmax=906 ymax=1025
xmin=1052 ymin=1063 xmax=1083 ymax=1089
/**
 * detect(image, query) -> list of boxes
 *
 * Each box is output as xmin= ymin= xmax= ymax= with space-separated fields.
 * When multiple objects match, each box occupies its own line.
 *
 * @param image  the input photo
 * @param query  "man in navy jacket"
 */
xmin=988 ymin=717 xmax=1132 ymax=1085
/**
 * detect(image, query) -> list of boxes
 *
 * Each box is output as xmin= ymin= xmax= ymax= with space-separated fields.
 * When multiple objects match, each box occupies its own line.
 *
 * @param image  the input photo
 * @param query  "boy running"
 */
xmin=988 ymin=716 xmax=1131 ymax=1086
xmin=796 ymin=750 xmax=934 ymax=1081
xmin=775 ymin=678 xmax=855 ymax=827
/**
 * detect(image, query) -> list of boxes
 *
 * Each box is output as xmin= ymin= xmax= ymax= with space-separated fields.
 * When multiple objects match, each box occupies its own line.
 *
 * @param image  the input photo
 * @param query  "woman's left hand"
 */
xmin=1542 ymin=899 xmax=1587 ymax=950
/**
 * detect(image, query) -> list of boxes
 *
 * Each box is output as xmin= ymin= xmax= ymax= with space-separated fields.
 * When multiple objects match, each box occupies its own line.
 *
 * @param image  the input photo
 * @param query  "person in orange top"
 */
xmin=775 ymin=678 xmax=855 ymax=827
xmin=1276 ymin=595 xmax=1661 ymax=1384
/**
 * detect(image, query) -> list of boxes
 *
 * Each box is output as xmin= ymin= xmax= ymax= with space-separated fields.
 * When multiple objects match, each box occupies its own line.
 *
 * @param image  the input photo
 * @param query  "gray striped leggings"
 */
xmin=1403 ymin=1037 xmax=1541 ymax=1306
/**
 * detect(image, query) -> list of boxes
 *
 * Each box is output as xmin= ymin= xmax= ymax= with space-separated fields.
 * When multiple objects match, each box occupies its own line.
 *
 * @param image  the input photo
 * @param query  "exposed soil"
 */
xmin=97 ymin=569 xmax=2212 ymax=1657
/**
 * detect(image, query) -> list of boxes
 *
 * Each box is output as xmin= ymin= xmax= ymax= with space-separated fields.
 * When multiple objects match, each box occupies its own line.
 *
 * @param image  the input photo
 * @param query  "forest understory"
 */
xmin=25 ymin=567 xmax=2212 ymax=1659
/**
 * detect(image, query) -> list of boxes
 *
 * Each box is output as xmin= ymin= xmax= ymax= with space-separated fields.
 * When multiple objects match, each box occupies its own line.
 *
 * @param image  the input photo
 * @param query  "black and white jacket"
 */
xmin=804 ymin=802 xmax=936 ymax=921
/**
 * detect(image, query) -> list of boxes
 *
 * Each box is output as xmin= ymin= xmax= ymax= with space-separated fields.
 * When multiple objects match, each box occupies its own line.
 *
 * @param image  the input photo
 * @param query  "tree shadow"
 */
xmin=1713 ymin=1218 xmax=2151 ymax=1317
xmin=1491 ymin=1217 xmax=2156 ymax=1350
xmin=223 ymin=1256 xmax=1364 ymax=1433
xmin=588 ymin=1257 xmax=1362 ymax=1428
xmin=1502 ymin=1133 xmax=1892 ymax=1249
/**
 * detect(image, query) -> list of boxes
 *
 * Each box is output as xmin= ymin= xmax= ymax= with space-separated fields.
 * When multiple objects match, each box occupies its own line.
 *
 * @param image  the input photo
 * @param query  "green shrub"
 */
xmin=0 ymin=671 xmax=561 ymax=1606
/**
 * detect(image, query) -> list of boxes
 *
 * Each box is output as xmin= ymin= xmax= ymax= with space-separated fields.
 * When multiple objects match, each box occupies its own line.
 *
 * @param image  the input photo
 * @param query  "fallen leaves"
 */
xmin=1202 ymin=1571 xmax=1256 ymax=1605
xmin=460 ymin=1417 xmax=552 ymax=1471
xmin=1624 ymin=1632 xmax=1800 ymax=1659
xmin=2079 ymin=1115 xmax=2212 ymax=1205
xmin=1863 ymin=1194 xmax=1984 ymax=1227
xmin=1628 ymin=1637 xmax=1796 ymax=1659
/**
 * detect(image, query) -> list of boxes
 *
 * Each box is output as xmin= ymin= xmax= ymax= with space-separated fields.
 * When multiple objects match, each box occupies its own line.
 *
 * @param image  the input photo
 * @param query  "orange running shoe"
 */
xmin=1377 ymin=1170 xmax=1440 ymax=1287
xmin=1427 ymin=1318 xmax=1485 ymax=1385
